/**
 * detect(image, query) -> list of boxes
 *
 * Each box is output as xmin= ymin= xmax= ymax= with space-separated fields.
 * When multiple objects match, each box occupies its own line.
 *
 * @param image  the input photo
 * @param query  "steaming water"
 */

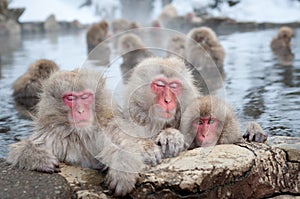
xmin=0 ymin=28 xmax=299 ymax=158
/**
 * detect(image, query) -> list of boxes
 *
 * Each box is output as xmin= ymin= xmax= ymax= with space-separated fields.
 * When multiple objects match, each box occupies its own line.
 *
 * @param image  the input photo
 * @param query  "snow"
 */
xmin=209 ymin=0 xmax=300 ymax=23
xmin=9 ymin=0 xmax=300 ymax=24
xmin=9 ymin=0 xmax=120 ymax=24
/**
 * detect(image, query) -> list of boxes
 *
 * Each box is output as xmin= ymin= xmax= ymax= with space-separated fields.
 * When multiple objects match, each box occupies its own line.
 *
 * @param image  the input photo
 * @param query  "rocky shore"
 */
xmin=0 ymin=136 xmax=299 ymax=199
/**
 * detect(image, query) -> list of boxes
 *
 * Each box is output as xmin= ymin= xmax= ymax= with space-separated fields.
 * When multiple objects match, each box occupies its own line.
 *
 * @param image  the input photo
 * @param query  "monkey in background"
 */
xmin=118 ymin=33 xmax=153 ymax=84
xmin=86 ymin=20 xmax=109 ymax=53
xmin=180 ymin=96 xmax=267 ymax=149
xmin=166 ymin=35 xmax=186 ymax=58
xmin=123 ymin=56 xmax=200 ymax=158
xmin=156 ymin=4 xmax=178 ymax=27
xmin=86 ymin=20 xmax=111 ymax=66
xmin=7 ymin=69 xmax=162 ymax=196
xmin=270 ymin=26 xmax=294 ymax=66
xmin=111 ymin=19 xmax=139 ymax=35
xmin=12 ymin=59 xmax=59 ymax=118
xmin=185 ymin=27 xmax=225 ymax=94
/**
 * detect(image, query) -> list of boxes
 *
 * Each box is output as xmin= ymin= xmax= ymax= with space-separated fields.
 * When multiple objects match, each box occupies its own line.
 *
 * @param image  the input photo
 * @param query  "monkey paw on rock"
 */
xmin=106 ymin=169 xmax=138 ymax=196
xmin=139 ymin=139 xmax=162 ymax=166
xmin=243 ymin=121 xmax=268 ymax=143
xmin=156 ymin=128 xmax=185 ymax=158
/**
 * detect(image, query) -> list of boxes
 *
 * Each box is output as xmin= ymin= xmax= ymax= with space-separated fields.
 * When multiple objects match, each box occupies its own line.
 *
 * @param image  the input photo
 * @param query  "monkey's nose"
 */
xmin=164 ymin=97 xmax=171 ymax=104
xmin=78 ymin=109 xmax=84 ymax=114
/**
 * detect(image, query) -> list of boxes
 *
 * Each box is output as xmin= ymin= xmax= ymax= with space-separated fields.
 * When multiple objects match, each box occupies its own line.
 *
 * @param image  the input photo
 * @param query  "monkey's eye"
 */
xmin=208 ymin=118 xmax=214 ymax=124
xmin=169 ymin=82 xmax=179 ymax=89
xmin=65 ymin=95 xmax=77 ymax=101
xmin=155 ymin=80 xmax=165 ymax=87
xmin=81 ymin=93 xmax=91 ymax=100
xmin=196 ymin=120 xmax=203 ymax=125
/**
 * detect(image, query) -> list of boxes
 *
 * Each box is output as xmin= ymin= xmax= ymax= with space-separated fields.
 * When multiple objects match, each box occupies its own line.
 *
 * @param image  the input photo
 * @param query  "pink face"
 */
xmin=63 ymin=90 xmax=94 ymax=128
xmin=150 ymin=78 xmax=182 ymax=118
xmin=192 ymin=116 xmax=219 ymax=147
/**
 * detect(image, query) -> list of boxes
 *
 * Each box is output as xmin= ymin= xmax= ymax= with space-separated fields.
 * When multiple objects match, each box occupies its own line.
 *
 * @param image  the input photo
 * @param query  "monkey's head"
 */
xmin=278 ymin=26 xmax=294 ymax=41
xmin=37 ymin=69 xmax=109 ymax=131
xmin=98 ymin=20 xmax=108 ymax=34
xmin=28 ymin=59 xmax=59 ymax=80
xmin=181 ymin=96 xmax=227 ymax=147
xmin=188 ymin=27 xmax=218 ymax=47
xmin=125 ymin=57 xmax=199 ymax=126
xmin=118 ymin=33 xmax=144 ymax=54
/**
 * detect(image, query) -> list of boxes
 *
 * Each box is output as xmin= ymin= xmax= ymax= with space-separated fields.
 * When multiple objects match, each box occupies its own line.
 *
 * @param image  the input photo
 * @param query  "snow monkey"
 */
xmin=7 ymin=69 xmax=162 ymax=196
xmin=86 ymin=20 xmax=109 ymax=53
xmin=271 ymin=26 xmax=294 ymax=66
xmin=123 ymin=56 xmax=200 ymax=158
xmin=118 ymin=33 xmax=152 ymax=84
xmin=180 ymin=96 xmax=267 ymax=149
xmin=185 ymin=27 xmax=225 ymax=94
xmin=12 ymin=59 xmax=59 ymax=117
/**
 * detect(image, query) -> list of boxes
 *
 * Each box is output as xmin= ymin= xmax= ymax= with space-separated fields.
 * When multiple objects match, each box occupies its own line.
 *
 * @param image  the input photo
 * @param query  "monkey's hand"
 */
xmin=243 ymin=122 xmax=268 ymax=143
xmin=7 ymin=140 xmax=60 ymax=173
xmin=138 ymin=139 xmax=162 ymax=166
xmin=106 ymin=169 xmax=138 ymax=196
xmin=155 ymin=128 xmax=185 ymax=158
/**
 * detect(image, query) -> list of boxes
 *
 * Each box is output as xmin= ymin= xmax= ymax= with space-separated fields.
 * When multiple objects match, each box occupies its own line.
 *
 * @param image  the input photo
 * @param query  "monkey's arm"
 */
xmin=155 ymin=128 xmax=185 ymax=158
xmin=95 ymin=130 xmax=146 ymax=196
xmin=6 ymin=139 xmax=59 ymax=173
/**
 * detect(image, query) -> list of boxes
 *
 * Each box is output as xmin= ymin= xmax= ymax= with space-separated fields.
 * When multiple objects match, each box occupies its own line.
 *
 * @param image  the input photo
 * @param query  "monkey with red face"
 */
xmin=180 ymin=96 xmax=267 ymax=149
xmin=7 ymin=69 xmax=161 ymax=196
xmin=123 ymin=56 xmax=200 ymax=158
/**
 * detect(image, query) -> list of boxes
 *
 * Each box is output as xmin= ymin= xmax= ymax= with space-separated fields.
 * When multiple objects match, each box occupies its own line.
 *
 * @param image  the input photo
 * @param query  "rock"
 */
xmin=130 ymin=142 xmax=300 ymax=198
xmin=0 ymin=158 xmax=71 ymax=199
xmin=59 ymin=163 xmax=109 ymax=199
xmin=44 ymin=14 xmax=60 ymax=32
xmin=2 ymin=141 xmax=298 ymax=198
xmin=268 ymin=136 xmax=300 ymax=162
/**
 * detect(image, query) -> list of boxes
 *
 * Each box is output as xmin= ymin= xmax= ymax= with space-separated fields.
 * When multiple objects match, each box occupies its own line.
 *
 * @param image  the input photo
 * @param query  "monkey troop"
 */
xmin=8 ymin=54 xmax=267 ymax=196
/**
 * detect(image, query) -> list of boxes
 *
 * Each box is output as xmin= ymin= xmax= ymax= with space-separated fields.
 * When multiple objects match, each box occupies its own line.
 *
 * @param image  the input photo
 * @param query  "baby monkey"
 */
xmin=180 ymin=96 xmax=267 ymax=149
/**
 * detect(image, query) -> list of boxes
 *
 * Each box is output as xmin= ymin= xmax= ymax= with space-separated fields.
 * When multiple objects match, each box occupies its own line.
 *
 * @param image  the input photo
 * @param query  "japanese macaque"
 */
xmin=157 ymin=4 xmax=178 ymax=27
xmin=123 ymin=56 xmax=200 ymax=158
xmin=12 ymin=59 xmax=59 ymax=117
xmin=7 ymin=69 xmax=161 ymax=196
xmin=180 ymin=96 xmax=267 ymax=149
xmin=111 ymin=19 xmax=139 ymax=34
xmin=86 ymin=20 xmax=109 ymax=53
xmin=270 ymin=26 xmax=294 ymax=66
xmin=185 ymin=27 xmax=225 ymax=94
xmin=118 ymin=33 xmax=152 ymax=84
xmin=243 ymin=121 xmax=267 ymax=143
xmin=166 ymin=35 xmax=186 ymax=58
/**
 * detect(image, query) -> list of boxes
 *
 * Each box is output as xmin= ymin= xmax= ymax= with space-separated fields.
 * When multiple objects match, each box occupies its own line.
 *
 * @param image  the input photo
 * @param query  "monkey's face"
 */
xmin=192 ymin=116 xmax=219 ymax=147
xmin=149 ymin=78 xmax=182 ymax=120
xmin=62 ymin=89 xmax=95 ymax=128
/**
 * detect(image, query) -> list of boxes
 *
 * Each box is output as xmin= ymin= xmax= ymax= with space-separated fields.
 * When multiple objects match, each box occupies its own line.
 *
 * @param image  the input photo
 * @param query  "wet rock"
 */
xmin=131 ymin=142 xmax=300 ymax=198
xmin=268 ymin=136 xmax=300 ymax=162
xmin=59 ymin=163 xmax=109 ymax=199
xmin=0 ymin=158 xmax=71 ymax=199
